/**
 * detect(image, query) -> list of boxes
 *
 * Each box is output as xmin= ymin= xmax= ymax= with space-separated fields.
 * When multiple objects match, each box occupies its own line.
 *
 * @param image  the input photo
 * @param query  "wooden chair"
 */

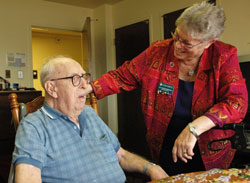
xmin=8 ymin=92 xmax=99 ymax=131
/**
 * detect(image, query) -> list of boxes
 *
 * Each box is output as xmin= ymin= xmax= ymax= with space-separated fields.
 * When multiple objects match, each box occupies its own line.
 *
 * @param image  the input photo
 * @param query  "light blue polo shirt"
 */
xmin=12 ymin=103 xmax=126 ymax=183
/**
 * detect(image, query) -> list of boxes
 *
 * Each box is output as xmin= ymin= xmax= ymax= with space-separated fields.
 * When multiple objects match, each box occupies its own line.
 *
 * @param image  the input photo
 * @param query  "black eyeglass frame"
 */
xmin=50 ymin=73 xmax=91 ymax=87
xmin=171 ymin=31 xmax=204 ymax=49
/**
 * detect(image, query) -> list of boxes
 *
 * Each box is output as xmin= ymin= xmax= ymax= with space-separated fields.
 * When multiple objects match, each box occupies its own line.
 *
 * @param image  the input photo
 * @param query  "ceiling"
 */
xmin=43 ymin=0 xmax=124 ymax=9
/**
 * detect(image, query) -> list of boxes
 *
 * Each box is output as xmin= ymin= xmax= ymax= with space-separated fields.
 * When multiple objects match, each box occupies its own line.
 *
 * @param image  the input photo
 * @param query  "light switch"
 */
xmin=6 ymin=70 xmax=11 ymax=78
xmin=18 ymin=71 xmax=23 ymax=79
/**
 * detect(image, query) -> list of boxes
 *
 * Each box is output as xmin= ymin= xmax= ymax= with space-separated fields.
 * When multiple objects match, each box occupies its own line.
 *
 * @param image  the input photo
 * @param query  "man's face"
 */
xmin=52 ymin=60 xmax=88 ymax=116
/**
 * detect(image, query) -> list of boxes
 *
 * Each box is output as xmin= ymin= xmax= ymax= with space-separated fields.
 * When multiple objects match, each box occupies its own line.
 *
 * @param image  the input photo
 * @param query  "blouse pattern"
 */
xmin=91 ymin=39 xmax=248 ymax=170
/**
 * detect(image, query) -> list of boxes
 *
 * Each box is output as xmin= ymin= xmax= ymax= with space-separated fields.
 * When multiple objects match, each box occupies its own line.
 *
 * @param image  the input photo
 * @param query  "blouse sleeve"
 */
xmin=204 ymin=51 xmax=248 ymax=127
xmin=90 ymin=46 xmax=152 ymax=99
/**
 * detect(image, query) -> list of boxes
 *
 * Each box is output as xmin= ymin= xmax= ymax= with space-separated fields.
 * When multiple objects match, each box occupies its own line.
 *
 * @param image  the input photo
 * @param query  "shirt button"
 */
xmin=201 ymin=150 xmax=206 ymax=155
xmin=74 ymin=126 xmax=77 ymax=130
xmin=170 ymin=62 xmax=174 ymax=67
xmin=206 ymin=165 xmax=210 ymax=169
xmin=193 ymin=114 xmax=196 ymax=118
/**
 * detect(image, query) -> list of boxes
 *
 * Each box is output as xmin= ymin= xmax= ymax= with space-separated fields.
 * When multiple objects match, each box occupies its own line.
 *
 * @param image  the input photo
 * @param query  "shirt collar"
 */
xmin=41 ymin=102 xmax=69 ymax=120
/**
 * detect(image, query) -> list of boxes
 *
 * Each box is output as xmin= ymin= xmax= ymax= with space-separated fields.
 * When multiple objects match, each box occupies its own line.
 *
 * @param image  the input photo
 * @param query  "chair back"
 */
xmin=9 ymin=92 xmax=99 ymax=131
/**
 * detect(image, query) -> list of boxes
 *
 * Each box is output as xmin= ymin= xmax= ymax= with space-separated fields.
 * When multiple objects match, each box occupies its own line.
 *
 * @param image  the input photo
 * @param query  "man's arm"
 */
xmin=15 ymin=163 xmax=41 ymax=183
xmin=117 ymin=147 xmax=168 ymax=180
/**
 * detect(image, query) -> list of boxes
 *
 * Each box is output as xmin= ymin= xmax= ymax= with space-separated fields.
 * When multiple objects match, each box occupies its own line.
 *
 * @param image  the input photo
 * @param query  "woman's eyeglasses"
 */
xmin=50 ymin=73 xmax=91 ymax=87
xmin=171 ymin=31 xmax=203 ymax=49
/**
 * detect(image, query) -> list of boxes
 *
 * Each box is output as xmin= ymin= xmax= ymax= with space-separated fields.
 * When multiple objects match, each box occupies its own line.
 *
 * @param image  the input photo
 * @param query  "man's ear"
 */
xmin=45 ymin=81 xmax=58 ymax=98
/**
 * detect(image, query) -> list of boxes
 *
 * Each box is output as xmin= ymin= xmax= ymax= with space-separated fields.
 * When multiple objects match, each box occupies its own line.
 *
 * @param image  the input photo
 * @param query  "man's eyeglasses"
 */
xmin=171 ymin=31 xmax=203 ymax=49
xmin=50 ymin=73 xmax=91 ymax=87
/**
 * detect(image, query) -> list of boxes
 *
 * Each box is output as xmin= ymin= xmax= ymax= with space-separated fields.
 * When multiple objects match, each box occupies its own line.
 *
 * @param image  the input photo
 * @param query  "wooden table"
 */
xmin=149 ymin=168 xmax=250 ymax=183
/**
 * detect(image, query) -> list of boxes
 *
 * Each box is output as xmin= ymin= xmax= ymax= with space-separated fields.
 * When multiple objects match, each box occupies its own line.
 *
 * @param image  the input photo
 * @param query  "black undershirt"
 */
xmin=159 ymin=79 xmax=205 ymax=176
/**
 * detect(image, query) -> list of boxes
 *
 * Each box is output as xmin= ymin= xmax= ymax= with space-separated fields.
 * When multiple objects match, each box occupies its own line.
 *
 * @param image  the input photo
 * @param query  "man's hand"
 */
xmin=117 ymin=147 xmax=168 ymax=180
xmin=146 ymin=164 xmax=169 ymax=180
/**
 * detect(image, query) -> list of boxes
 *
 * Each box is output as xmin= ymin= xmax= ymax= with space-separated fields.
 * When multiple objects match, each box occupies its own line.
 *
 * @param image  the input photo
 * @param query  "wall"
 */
xmin=0 ymin=0 xmax=91 ymax=88
xmin=91 ymin=5 xmax=115 ymax=129
xmin=219 ymin=0 xmax=250 ymax=56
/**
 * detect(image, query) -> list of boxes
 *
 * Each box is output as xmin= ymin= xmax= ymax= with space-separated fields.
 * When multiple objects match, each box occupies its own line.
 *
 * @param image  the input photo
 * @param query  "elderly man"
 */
xmin=10 ymin=56 xmax=167 ymax=183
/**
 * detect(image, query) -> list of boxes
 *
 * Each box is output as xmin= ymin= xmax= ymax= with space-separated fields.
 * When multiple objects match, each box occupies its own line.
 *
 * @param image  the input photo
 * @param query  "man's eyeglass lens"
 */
xmin=51 ymin=73 xmax=91 ymax=87
xmin=72 ymin=73 xmax=91 ymax=86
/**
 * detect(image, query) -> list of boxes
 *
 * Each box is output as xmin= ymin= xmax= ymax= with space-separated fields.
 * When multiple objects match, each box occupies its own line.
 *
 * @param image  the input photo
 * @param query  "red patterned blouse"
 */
xmin=90 ymin=39 xmax=248 ymax=170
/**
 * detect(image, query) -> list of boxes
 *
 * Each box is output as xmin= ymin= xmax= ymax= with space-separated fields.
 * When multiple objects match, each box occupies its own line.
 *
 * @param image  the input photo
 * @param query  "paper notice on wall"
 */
xmin=6 ymin=52 xmax=26 ymax=67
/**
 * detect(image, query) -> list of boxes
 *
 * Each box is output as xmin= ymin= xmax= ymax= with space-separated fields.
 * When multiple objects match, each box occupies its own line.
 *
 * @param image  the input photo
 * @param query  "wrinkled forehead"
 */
xmin=53 ymin=59 xmax=85 ymax=77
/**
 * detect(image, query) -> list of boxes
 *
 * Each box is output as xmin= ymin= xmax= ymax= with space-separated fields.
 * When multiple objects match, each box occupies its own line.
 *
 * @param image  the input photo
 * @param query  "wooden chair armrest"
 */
xmin=90 ymin=93 xmax=99 ymax=115
xmin=8 ymin=93 xmax=20 ymax=131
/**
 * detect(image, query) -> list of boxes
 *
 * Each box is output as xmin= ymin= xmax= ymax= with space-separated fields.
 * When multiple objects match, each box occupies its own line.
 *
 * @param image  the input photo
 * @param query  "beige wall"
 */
xmin=91 ymin=5 xmax=116 ymax=129
xmin=91 ymin=5 xmax=109 ymax=125
xmin=219 ymin=0 xmax=250 ymax=56
xmin=0 ymin=0 xmax=91 ymax=88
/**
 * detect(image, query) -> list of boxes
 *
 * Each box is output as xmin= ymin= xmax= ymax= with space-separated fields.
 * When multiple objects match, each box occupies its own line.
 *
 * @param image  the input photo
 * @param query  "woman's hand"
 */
xmin=172 ymin=125 xmax=197 ymax=163
xmin=84 ymin=84 xmax=93 ymax=95
xmin=172 ymin=116 xmax=216 ymax=163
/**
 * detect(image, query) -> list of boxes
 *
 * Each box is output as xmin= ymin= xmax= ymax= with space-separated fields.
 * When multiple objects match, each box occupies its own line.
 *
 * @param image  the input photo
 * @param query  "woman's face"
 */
xmin=173 ymin=27 xmax=212 ymax=62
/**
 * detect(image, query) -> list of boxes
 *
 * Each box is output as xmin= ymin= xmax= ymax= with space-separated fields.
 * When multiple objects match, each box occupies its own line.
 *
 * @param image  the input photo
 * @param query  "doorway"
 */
xmin=115 ymin=20 xmax=151 ymax=159
xmin=32 ymin=27 xmax=89 ymax=95
xmin=163 ymin=8 xmax=185 ymax=39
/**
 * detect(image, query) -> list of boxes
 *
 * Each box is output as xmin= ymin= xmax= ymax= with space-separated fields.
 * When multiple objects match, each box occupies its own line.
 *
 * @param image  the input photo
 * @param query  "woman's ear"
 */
xmin=45 ymin=81 xmax=58 ymax=98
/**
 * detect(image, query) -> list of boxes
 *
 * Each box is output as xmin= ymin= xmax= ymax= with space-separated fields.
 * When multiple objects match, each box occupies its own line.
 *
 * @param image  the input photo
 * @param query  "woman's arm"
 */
xmin=172 ymin=116 xmax=215 ymax=163
xmin=173 ymin=49 xmax=248 ymax=163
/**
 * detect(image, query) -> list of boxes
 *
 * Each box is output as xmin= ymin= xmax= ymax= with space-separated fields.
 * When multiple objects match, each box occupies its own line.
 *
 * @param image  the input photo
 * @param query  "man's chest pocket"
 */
xmin=84 ymin=134 xmax=118 ymax=163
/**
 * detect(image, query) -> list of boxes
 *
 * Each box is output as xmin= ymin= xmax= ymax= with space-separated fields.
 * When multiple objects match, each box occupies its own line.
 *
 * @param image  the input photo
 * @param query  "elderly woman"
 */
xmin=86 ymin=1 xmax=248 ymax=175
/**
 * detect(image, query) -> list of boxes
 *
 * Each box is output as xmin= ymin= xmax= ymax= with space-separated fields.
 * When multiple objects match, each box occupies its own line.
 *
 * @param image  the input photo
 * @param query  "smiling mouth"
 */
xmin=79 ymin=95 xmax=86 ymax=99
xmin=175 ymin=48 xmax=186 ymax=53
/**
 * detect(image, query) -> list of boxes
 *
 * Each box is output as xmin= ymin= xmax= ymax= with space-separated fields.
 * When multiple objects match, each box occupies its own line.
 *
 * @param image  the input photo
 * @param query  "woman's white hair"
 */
xmin=176 ymin=1 xmax=225 ymax=41
xmin=39 ymin=56 xmax=75 ymax=89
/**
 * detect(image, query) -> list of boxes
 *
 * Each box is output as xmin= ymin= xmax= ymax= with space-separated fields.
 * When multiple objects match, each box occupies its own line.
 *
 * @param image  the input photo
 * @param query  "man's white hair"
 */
xmin=40 ymin=56 xmax=75 ymax=89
